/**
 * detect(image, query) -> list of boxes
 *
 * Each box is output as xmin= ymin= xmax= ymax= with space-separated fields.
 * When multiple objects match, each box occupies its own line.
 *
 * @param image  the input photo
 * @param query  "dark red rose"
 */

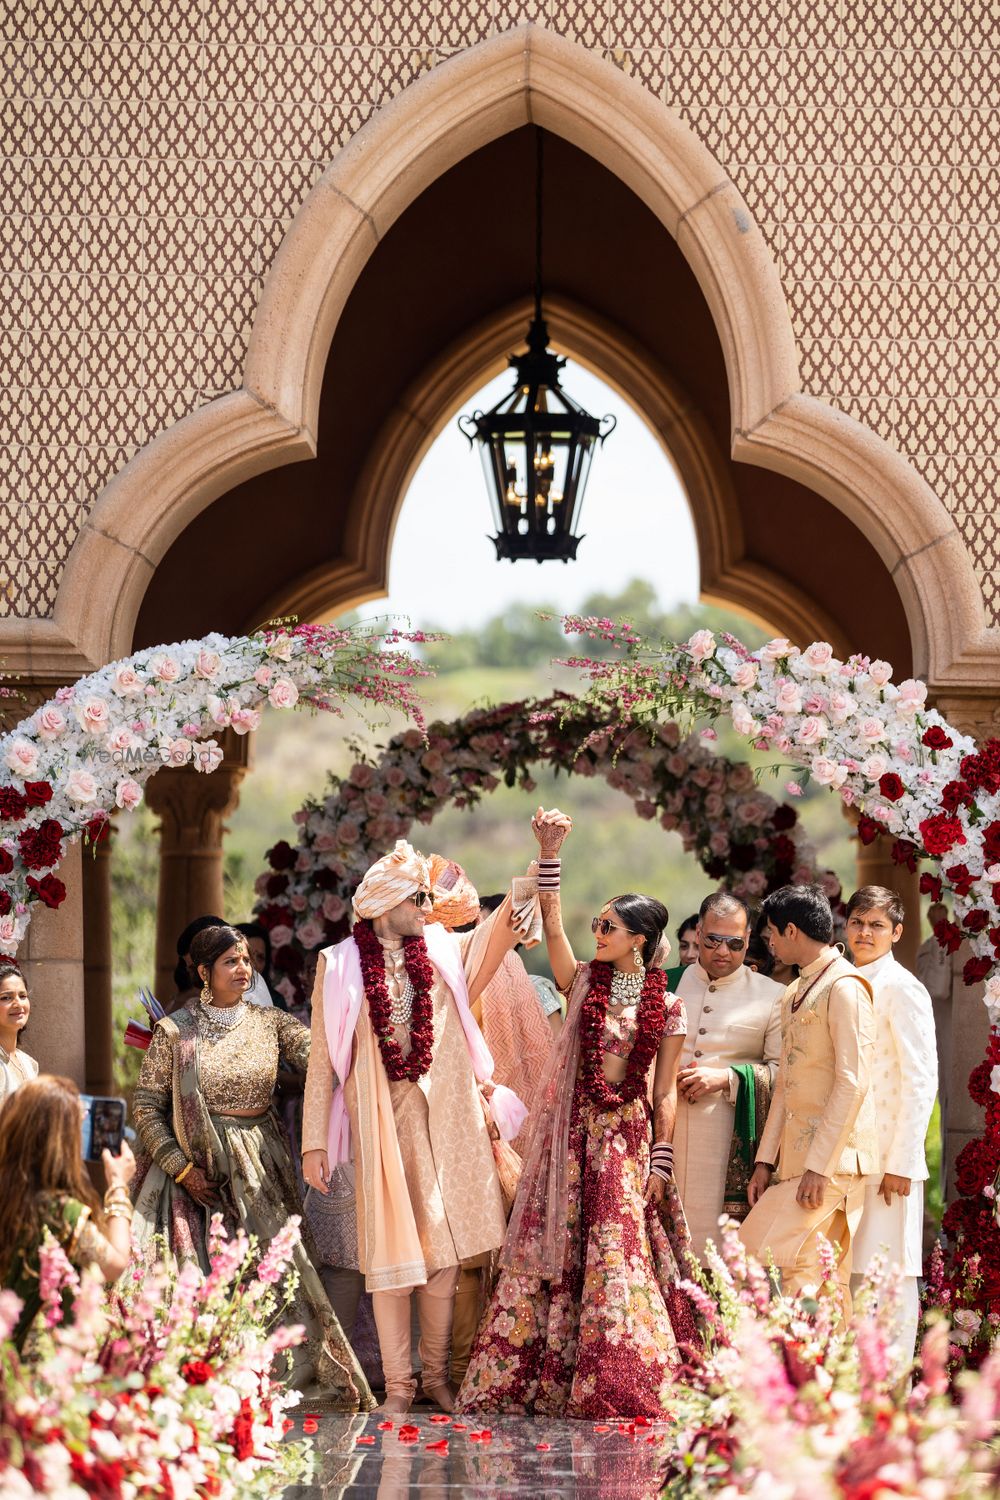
xmin=0 ymin=849 xmax=12 ymax=876
xmin=181 ymin=1359 xmax=214 ymax=1385
xmin=970 ymin=1062 xmax=995 ymax=1108
xmin=705 ymin=857 xmax=728 ymax=879
xmin=23 ymin=780 xmax=52 ymax=807
xmin=964 ymin=955 xmax=993 ymax=986
xmin=257 ymin=903 xmax=293 ymax=930
xmin=918 ymin=813 xmax=966 ymax=857
xmin=891 ymin=839 xmax=917 ymax=871
xmin=266 ymin=873 xmax=289 ymax=898
xmin=0 ymin=787 xmax=27 ymax=821
xmin=920 ymin=872 xmax=943 ymax=901
xmin=313 ymin=867 xmax=338 ymax=891
xmin=941 ymin=780 xmax=973 ymax=812
xmin=983 ymin=822 xmax=1000 ymax=865
xmin=922 ymin=726 xmax=953 ymax=751
xmin=771 ymin=806 xmax=798 ymax=831
xmin=878 ymin=772 xmax=905 ymax=802
xmin=273 ymin=945 xmax=304 ymax=974
xmin=990 ymin=927 xmax=1000 ymax=952
xmin=964 ymin=908 xmax=990 ymax=933
xmin=267 ymin=840 xmax=297 ymax=872
xmin=17 ymin=818 xmax=64 ymax=870
xmin=85 ymin=815 xmax=110 ymax=845
xmin=935 ymin=919 xmax=962 ymax=954
xmin=773 ymin=834 xmax=797 ymax=863
xmin=0 ymin=892 xmax=10 ymax=916
xmin=728 ymin=843 xmax=757 ymax=872
xmin=857 ymin=814 xmax=881 ymax=846
xmin=232 ymin=1397 xmax=255 ymax=1461
xmin=955 ymin=1140 xmax=992 ymax=1197
xmin=944 ymin=863 xmax=977 ymax=897
xmin=26 ymin=874 xmax=66 ymax=909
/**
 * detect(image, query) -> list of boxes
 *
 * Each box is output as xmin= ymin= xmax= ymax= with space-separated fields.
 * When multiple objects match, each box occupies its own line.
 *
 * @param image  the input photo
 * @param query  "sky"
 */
xmin=352 ymin=362 xmax=700 ymax=631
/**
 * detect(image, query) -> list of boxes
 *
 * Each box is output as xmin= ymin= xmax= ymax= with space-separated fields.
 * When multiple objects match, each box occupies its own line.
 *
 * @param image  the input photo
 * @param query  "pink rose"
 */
xmin=6 ymin=738 xmax=39 ymax=777
xmin=666 ymin=754 xmax=687 ymax=777
xmin=64 ymin=768 xmax=98 ymax=802
xmin=828 ymin=689 xmax=856 ymax=722
xmin=732 ymin=703 xmax=757 ymax=736
xmin=868 ymin=659 xmax=893 ymax=687
xmin=709 ymin=830 xmax=730 ymax=855
xmin=107 ymin=728 xmax=136 ymax=755
xmin=268 ymin=677 xmax=299 ymax=710
xmin=292 ymin=808 xmax=309 ymax=825
xmin=728 ymin=763 xmax=755 ymax=792
xmin=732 ymin=661 xmax=758 ymax=689
xmin=896 ymin=678 xmax=927 ymax=713
xmin=762 ymin=638 xmax=795 ymax=662
xmin=206 ymin=695 xmax=231 ymax=727
xmin=859 ymin=717 xmax=886 ymax=744
xmin=194 ymin=649 xmax=221 ymax=678
xmin=254 ymin=873 xmax=270 ymax=896
xmin=862 ymin=753 xmax=889 ymax=780
xmin=192 ymin=741 xmax=223 ymax=774
xmin=290 ymin=893 xmax=308 ymax=910
xmin=796 ymin=716 xmax=828 ymax=747
xmin=349 ymin=763 xmax=375 ymax=789
xmin=161 ymin=738 xmax=193 ymax=767
xmin=430 ymin=775 xmax=451 ymax=798
xmin=115 ymin=777 xmax=143 ymax=810
xmin=270 ymin=924 xmax=294 ymax=949
xmin=685 ymin=629 xmax=716 ymax=663
xmin=231 ymin=707 xmax=261 ymax=734
xmin=401 ymin=729 xmax=424 ymax=751
xmin=385 ymin=765 xmax=407 ymax=788
xmin=322 ymin=893 xmax=347 ymax=922
xmin=802 ymin=692 xmax=827 ymax=716
xmin=691 ymin=768 xmax=713 ymax=789
xmin=775 ymin=681 xmax=803 ymax=714
xmin=36 ymin=706 xmax=66 ymax=740
xmin=365 ymin=791 xmax=388 ymax=815
xmin=296 ymin=917 xmax=325 ymax=950
xmin=775 ymin=735 xmax=793 ymax=754
xmin=784 ymin=781 xmax=803 ymax=797
xmin=152 ymin=655 xmax=180 ymax=683
xmin=705 ymin=792 xmax=724 ymax=817
xmin=75 ymin=696 xmax=111 ymax=734
xmin=266 ymin=632 xmax=294 ymax=661
xmin=314 ymin=831 xmax=338 ymax=853
xmin=657 ymin=722 xmax=681 ymax=748
xmin=254 ymin=664 xmax=272 ymax=687
xmin=337 ymin=821 xmax=361 ymax=846
xmin=803 ymin=641 xmax=834 ymax=671
xmin=660 ymin=813 xmax=680 ymax=831
xmin=812 ymin=757 xmax=847 ymax=789
xmin=113 ymin=665 xmax=143 ymax=695
xmin=742 ymin=869 xmax=767 ymax=897
xmin=635 ymin=799 xmax=657 ymax=820
xmin=421 ymin=750 xmax=445 ymax=774
xmin=0 ymin=914 xmax=18 ymax=948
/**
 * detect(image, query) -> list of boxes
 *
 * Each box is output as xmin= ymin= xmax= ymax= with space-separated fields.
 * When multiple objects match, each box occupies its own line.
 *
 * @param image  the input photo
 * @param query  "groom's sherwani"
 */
xmin=740 ymin=950 xmax=878 ymax=1315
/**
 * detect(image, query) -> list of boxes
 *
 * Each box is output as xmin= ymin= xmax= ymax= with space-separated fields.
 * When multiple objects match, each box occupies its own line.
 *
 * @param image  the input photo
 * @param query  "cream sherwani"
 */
xmin=740 ymin=951 xmax=878 ymax=1313
xmin=851 ymin=950 xmax=937 ymax=1367
xmin=674 ymin=962 xmax=783 ymax=1261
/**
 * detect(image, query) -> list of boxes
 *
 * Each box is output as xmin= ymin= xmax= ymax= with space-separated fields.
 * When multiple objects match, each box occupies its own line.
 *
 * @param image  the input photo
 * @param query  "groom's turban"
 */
xmin=352 ymin=839 xmax=431 ymax=920
xmin=426 ymin=853 xmax=480 ymax=931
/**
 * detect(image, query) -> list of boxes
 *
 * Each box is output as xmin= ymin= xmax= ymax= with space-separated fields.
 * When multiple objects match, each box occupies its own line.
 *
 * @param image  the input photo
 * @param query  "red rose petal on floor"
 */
xmin=355 ymin=1436 xmax=375 ymax=1445
xmin=536 ymin=1442 xmax=551 ymax=1451
xmin=429 ymin=1414 xmax=451 ymax=1424
xmin=479 ymin=1429 xmax=492 ymax=1441
xmin=452 ymin=1422 xmax=468 ymax=1430
xmin=634 ymin=1417 xmax=651 ymax=1427
xmin=302 ymin=1419 xmax=318 ymax=1434
xmin=377 ymin=1420 xmax=394 ymax=1430
xmin=593 ymin=1423 xmax=611 ymax=1432
xmin=398 ymin=1424 xmax=420 ymax=1441
xmin=425 ymin=1439 xmax=449 ymax=1453
xmin=282 ymin=1419 xmax=295 ymax=1432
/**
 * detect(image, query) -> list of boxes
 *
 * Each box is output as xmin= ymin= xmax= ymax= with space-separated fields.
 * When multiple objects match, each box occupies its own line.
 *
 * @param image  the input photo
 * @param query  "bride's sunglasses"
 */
xmin=591 ymin=916 xmax=623 ymax=937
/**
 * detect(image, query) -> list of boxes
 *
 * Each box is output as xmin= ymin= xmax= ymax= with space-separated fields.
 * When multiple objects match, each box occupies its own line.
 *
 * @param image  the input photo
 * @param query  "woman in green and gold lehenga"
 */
xmin=132 ymin=923 xmax=373 ymax=1409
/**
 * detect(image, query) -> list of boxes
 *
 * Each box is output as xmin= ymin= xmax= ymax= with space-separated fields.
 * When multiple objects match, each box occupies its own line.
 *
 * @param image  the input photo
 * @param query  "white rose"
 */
xmin=867 ymin=659 xmax=893 ymax=687
xmin=6 ymin=738 xmax=39 ymax=777
xmin=64 ymin=768 xmax=99 ymax=802
xmin=268 ymin=678 xmax=299 ymax=710
xmin=115 ymin=777 xmax=143 ymax=810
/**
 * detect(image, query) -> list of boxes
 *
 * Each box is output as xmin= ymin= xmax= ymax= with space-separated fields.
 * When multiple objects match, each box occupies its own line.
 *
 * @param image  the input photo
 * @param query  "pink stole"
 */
xmin=321 ymin=923 xmax=526 ymax=1166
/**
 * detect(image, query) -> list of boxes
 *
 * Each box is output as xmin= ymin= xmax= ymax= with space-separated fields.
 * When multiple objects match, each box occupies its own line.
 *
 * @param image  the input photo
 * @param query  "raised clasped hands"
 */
xmin=531 ymin=805 xmax=573 ymax=858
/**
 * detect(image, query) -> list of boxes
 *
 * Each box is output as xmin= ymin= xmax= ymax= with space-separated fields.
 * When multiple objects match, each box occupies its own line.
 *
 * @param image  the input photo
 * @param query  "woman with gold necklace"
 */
xmin=457 ymin=811 xmax=699 ymax=1420
xmin=131 ymin=923 xmax=373 ymax=1409
xmin=0 ymin=961 xmax=38 ymax=1105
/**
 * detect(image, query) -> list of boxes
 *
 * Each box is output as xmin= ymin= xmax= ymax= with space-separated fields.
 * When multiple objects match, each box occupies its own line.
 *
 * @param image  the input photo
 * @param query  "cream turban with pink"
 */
xmin=352 ymin=839 xmax=431 ymax=920
xmin=426 ymin=853 xmax=481 ymax=931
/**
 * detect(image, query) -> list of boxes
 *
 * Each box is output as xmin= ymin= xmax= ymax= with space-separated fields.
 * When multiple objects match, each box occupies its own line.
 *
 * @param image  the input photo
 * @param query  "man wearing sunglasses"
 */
xmin=672 ymin=891 xmax=783 ymax=1263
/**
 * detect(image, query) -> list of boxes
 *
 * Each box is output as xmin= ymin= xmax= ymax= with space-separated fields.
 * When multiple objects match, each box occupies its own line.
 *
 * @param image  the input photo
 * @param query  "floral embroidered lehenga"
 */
xmin=131 ymin=1001 xmax=373 ymax=1408
xmin=456 ymin=962 xmax=699 ymax=1420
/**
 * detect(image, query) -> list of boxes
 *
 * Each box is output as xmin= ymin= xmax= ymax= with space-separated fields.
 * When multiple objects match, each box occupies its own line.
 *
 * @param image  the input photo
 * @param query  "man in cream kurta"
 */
xmin=741 ymin=884 xmax=878 ymax=1320
xmin=675 ymin=891 xmax=782 ymax=1262
xmin=847 ymin=885 xmax=937 ymax=1370
xmin=301 ymin=840 xmax=527 ymax=1415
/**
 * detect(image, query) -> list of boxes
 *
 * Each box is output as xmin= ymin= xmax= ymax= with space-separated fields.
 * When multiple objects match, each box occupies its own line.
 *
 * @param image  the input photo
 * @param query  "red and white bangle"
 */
xmin=649 ymin=1142 xmax=674 ymax=1183
xmin=537 ymin=858 xmax=561 ymax=891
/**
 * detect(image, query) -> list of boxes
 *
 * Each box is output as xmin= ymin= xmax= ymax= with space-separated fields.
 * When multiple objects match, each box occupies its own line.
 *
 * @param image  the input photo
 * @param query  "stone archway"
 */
xmin=49 ymin=24 xmax=988 ymax=703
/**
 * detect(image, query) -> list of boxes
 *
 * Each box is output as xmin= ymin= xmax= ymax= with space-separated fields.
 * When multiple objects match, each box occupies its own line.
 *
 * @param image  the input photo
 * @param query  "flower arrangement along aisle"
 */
xmin=0 ymin=1215 xmax=313 ymax=1498
xmin=253 ymin=691 xmax=819 ymax=1004
xmin=0 ymin=621 xmax=430 ymax=953
xmin=558 ymin=618 xmax=1000 ymax=1360
xmin=661 ymin=1221 xmax=1000 ymax=1497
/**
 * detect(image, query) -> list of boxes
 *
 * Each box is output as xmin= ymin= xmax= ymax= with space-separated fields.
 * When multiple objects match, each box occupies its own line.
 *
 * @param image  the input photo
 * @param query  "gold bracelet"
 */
xmin=105 ymin=1205 xmax=133 ymax=1222
xmin=175 ymin=1161 xmax=194 ymax=1184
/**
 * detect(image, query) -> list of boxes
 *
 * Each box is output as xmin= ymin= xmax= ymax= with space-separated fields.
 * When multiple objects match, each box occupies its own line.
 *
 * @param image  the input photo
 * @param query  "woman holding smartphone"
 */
xmin=0 ymin=1074 xmax=135 ymax=1352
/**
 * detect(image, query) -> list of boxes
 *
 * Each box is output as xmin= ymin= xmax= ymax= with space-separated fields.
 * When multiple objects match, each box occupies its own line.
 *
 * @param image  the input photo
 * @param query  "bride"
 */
xmin=457 ymin=809 xmax=698 ymax=1419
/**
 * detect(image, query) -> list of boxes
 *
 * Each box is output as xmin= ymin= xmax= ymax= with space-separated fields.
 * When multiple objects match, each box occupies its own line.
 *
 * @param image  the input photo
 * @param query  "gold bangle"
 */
xmin=175 ymin=1161 xmax=194 ymax=1184
xmin=105 ymin=1205 xmax=133 ymax=1222
xmin=103 ymin=1186 xmax=130 ymax=1203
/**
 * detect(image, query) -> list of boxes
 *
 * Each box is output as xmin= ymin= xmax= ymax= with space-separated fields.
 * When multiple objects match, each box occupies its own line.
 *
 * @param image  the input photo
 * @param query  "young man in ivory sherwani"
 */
xmin=846 ymin=884 xmax=938 ymax=1370
xmin=741 ymin=884 xmax=878 ymax=1321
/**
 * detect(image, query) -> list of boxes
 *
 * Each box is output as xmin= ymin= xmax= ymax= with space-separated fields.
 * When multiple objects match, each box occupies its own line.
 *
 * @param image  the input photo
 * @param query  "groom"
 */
xmin=301 ymin=839 xmax=528 ymax=1414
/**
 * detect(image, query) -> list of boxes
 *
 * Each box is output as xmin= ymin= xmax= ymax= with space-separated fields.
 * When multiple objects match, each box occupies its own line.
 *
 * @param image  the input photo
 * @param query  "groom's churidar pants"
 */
xmin=372 ymin=1266 xmax=459 ymax=1401
xmin=740 ymin=1171 xmax=867 ymax=1323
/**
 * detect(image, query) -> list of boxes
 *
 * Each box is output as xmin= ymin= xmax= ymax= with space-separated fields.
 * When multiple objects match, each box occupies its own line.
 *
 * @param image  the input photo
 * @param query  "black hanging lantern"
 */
xmin=458 ymin=133 xmax=616 ymax=563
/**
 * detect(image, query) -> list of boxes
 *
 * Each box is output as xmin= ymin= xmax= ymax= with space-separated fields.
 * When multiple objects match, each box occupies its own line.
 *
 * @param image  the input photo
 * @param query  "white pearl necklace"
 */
xmin=198 ymin=996 xmax=248 ymax=1035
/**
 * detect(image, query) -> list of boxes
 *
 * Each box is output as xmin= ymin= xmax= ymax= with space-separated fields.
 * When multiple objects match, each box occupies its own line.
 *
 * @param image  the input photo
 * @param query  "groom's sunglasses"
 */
xmin=702 ymin=932 xmax=747 ymax=952
xmin=407 ymin=890 xmax=434 ymax=909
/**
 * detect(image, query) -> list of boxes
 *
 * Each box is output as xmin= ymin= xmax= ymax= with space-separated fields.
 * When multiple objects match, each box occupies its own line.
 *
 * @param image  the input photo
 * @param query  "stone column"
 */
xmin=81 ymin=826 xmax=115 ymax=1094
xmin=20 ymin=842 xmax=86 ymax=1085
xmin=144 ymin=731 xmax=253 ymax=1002
xmin=943 ymin=947 xmax=987 ymax=1197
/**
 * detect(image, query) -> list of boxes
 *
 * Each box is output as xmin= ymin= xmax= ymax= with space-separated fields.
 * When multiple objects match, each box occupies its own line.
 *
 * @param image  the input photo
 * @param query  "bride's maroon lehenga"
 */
xmin=456 ymin=967 xmax=698 ymax=1420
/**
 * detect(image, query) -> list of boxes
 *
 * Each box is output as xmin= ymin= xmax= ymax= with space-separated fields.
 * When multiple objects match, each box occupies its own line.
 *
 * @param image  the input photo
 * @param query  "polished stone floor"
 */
xmin=283 ymin=1411 xmax=673 ymax=1497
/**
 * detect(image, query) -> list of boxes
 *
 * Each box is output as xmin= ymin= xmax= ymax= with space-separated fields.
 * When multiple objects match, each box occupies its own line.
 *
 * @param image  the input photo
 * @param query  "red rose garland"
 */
xmin=579 ymin=960 xmax=669 ymax=1109
xmin=353 ymin=917 xmax=435 ymax=1081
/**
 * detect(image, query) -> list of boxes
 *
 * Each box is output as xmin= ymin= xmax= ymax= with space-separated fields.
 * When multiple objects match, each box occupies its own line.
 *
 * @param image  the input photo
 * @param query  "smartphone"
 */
xmin=80 ymin=1095 xmax=127 ymax=1162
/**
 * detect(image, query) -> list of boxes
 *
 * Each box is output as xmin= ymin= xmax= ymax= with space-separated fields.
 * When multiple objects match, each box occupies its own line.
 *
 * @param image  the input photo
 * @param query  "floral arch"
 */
xmin=0 ymin=622 xmax=427 ymax=953
xmin=252 ymin=692 xmax=827 ymax=1003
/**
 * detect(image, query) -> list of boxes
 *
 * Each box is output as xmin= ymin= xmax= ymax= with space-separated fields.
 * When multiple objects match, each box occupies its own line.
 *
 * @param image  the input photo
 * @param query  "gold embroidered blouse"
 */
xmin=133 ymin=1004 xmax=311 ymax=1177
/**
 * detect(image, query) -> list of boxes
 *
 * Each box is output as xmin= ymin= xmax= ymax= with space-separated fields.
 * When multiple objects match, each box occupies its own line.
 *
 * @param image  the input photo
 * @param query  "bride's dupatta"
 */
xmin=500 ymin=963 xmax=590 ymax=1281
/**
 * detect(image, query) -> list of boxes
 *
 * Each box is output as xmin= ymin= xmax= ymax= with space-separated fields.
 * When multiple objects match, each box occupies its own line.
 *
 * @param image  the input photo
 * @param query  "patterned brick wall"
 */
xmin=2 ymin=1 xmax=997 ymax=619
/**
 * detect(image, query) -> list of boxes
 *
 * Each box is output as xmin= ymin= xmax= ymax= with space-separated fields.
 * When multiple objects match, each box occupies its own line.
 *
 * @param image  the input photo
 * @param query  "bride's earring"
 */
xmin=200 ymin=980 xmax=212 ymax=1005
xmin=633 ymin=946 xmax=643 ymax=969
